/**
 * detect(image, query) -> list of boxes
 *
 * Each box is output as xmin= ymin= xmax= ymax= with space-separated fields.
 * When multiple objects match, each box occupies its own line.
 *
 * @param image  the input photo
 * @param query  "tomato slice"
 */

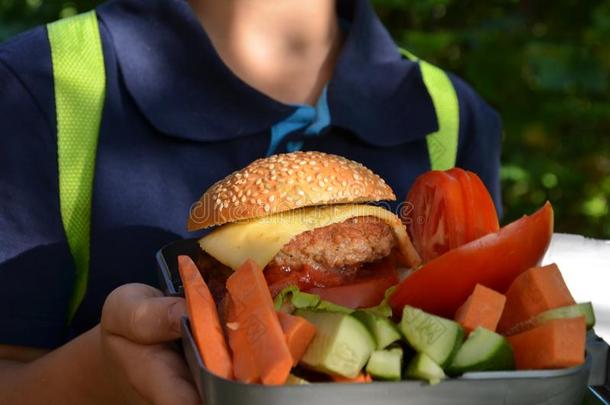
xmin=404 ymin=168 xmax=500 ymax=263
xmin=265 ymin=263 xmax=356 ymax=297
xmin=450 ymin=168 xmax=500 ymax=242
xmin=306 ymin=259 xmax=399 ymax=309
xmin=390 ymin=202 xmax=554 ymax=318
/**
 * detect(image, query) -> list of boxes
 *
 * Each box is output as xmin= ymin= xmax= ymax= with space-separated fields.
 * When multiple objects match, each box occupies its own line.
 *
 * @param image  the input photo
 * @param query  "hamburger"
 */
xmin=187 ymin=151 xmax=421 ymax=304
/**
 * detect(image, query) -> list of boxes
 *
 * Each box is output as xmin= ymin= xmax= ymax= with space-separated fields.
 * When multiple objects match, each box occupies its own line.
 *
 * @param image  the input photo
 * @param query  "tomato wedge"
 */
xmin=306 ymin=259 xmax=399 ymax=309
xmin=390 ymin=202 xmax=554 ymax=318
xmin=404 ymin=168 xmax=500 ymax=262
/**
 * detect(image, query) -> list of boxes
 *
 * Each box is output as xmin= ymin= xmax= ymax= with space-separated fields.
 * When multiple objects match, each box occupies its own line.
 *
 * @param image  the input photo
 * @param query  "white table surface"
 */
xmin=543 ymin=233 xmax=610 ymax=342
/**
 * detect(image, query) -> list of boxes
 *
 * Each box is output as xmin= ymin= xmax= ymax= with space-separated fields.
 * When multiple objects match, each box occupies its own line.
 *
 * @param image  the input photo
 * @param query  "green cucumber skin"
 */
xmin=447 ymin=327 xmax=515 ymax=376
xmin=505 ymin=302 xmax=595 ymax=336
xmin=400 ymin=306 xmax=465 ymax=368
xmin=448 ymin=344 xmax=514 ymax=375
xmin=443 ymin=326 xmax=464 ymax=369
xmin=405 ymin=353 xmax=446 ymax=385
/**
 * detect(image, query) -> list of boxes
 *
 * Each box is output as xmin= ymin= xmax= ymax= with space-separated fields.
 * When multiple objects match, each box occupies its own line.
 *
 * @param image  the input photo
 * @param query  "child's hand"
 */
xmin=101 ymin=283 xmax=201 ymax=405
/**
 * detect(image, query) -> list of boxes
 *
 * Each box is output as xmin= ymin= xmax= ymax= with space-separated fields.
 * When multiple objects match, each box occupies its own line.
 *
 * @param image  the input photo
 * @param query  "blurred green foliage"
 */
xmin=372 ymin=0 xmax=610 ymax=238
xmin=1 ymin=0 xmax=609 ymax=238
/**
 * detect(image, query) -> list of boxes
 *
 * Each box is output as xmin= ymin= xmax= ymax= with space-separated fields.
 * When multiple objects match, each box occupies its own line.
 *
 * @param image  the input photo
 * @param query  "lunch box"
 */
xmin=157 ymin=238 xmax=610 ymax=405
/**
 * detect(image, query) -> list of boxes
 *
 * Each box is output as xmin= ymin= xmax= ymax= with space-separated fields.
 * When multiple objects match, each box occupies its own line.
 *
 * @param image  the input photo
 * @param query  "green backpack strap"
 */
xmin=399 ymin=48 xmax=459 ymax=171
xmin=47 ymin=10 xmax=106 ymax=321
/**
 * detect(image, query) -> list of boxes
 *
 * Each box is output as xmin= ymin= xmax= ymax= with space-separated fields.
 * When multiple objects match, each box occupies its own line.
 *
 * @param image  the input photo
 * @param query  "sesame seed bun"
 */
xmin=188 ymin=151 xmax=396 ymax=230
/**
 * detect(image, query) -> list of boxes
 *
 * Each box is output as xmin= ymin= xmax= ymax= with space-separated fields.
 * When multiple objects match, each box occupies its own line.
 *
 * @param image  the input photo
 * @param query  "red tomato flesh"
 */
xmin=390 ymin=202 xmax=554 ymax=318
xmin=307 ymin=259 xmax=399 ymax=309
xmin=404 ymin=168 xmax=500 ymax=263
xmin=266 ymin=258 xmax=399 ymax=308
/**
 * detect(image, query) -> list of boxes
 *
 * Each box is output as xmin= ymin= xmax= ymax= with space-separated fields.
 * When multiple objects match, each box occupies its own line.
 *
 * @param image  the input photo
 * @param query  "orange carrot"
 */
xmin=277 ymin=311 xmax=317 ymax=366
xmin=454 ymin=284 xmax=506 ymax=334
xmin=331 ymin=373 xmax=373 ymax=383
xmin=507 ymin=317 xmax=586 ymax=370
xmin=226 ymin=259 xmax=293 ymax=385
xmin=223 ymin=295 xmax=260 ymax=383
xmin=498 ymin=263 xmax=575 ymax=333
xmin=177 ymin=255 xmax=233 ymax=380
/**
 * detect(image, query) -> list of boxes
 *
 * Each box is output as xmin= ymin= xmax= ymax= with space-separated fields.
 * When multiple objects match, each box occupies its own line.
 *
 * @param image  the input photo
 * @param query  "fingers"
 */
xmin=104 ymin=334 xmax=201 ymax=405
xmin=101 ymin=283 xmax=187 ymax=344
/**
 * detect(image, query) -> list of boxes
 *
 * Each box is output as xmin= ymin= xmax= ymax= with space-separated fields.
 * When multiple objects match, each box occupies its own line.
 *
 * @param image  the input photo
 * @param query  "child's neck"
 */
xmin=189 ymin=0 xmax=342 ymax=106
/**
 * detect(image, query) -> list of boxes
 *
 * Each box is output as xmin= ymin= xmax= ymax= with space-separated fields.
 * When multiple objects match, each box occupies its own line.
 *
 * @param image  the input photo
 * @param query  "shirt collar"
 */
xmin=97 ymin=0 xmax=438 ymax=146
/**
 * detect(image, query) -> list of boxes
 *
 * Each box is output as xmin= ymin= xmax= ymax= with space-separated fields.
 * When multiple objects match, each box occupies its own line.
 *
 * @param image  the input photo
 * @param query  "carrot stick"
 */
xmin=507 ymin=317 xmax=586 ymax=370
xmin=331 ymin=373 xmax=373 ymax=383
xmin=226 ymin=259 xmax=293 ymax=385
xmin=454 ymin=284 xmax=506 ymax=334
xmin=224 ymin=295 xmax=260 ymax=383
xmin=178 ymin=255 xmax=233 ymax=380
xmin=498 ymin=263 xmax=575 ymax=333
xmin=277 ymin=311 xmax=317 ymax=366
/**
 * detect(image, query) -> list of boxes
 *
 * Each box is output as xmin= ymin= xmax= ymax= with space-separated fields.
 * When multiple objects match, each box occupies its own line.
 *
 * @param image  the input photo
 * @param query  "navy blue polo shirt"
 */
xmin=0 ymin=0 xmax=502 ymax=348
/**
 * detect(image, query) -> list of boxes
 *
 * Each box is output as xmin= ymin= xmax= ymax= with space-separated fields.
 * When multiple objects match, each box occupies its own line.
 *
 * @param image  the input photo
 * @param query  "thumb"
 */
xmin=101 ymin=283 xmax=186 ymax=344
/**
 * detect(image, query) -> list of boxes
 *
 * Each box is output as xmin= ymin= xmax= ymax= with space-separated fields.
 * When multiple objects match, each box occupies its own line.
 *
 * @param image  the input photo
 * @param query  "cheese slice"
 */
xmin=199 ymin=204 xmax=421 ymax=271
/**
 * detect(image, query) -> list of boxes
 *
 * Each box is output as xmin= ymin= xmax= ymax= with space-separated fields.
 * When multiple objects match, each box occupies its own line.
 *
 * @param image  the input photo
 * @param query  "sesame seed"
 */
xmin=309 ymin=160 xmax=317 ymax=165
xmin=297 ymin=189 xmax=305 ymax=196
xmin=241 ymin=196 xmax=247 ymax=202
xmin=318 ymin=181 xmax=325 ymax=188
xmin=269 ymin=195 xmax=275 ymax=202
xmin=264 ymin=204 xmax=270 ymax=212
xmin=306 ymin=175 xmax=312 ymax=183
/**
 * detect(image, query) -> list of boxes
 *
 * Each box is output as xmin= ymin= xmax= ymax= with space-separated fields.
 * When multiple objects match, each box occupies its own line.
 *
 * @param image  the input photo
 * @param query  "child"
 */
xmin=0 ymin=0 xmax=501 ymax=402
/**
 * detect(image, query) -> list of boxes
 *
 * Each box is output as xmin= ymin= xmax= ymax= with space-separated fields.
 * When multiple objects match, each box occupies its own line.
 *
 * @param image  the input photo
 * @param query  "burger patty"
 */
xmin=270 ymin=216 xmax=396 ymax=273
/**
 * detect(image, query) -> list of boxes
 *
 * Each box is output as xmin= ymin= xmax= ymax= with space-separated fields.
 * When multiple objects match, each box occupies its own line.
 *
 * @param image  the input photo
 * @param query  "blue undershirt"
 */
xmin=266 ymin=87 xmax=331 ymax=155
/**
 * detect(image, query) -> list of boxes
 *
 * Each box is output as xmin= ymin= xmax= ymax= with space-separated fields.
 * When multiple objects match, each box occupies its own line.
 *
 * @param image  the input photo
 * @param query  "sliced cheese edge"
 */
xmin=199 ymin=204 xmax=422 ymax=271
